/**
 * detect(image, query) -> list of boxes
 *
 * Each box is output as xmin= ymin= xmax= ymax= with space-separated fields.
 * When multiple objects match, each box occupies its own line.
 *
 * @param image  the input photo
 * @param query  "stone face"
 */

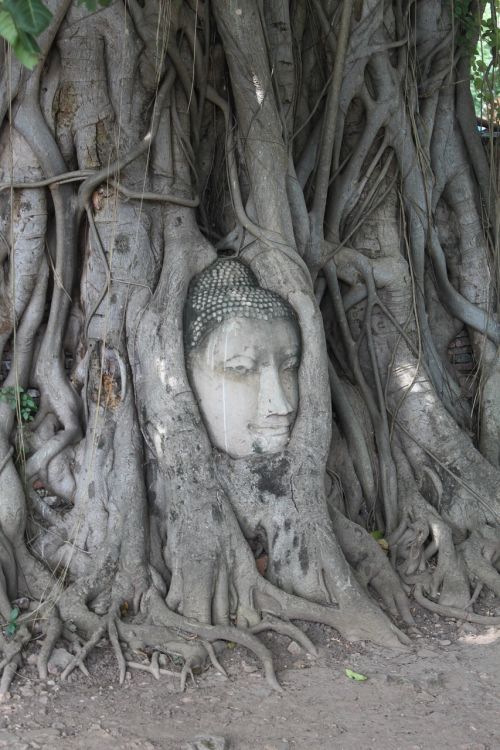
xmin=187 ymin=317 xmax=300 ymax=459
xmin=185 ymin=258 xmax=301 ymax=459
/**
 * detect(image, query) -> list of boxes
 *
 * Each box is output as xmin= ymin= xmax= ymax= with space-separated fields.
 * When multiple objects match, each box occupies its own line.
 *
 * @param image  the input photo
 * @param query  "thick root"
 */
xmin=414 ymin=584 xmax=500 ymax=624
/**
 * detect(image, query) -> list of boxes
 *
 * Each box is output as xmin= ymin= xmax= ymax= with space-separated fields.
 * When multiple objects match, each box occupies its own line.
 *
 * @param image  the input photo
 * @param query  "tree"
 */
xmin=0 ymin=0 xmax=498 ymax=693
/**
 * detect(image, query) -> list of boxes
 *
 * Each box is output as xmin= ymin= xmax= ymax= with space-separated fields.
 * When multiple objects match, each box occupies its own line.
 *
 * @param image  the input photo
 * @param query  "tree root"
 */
xmin=146 ymin=593 xmax=284 ymax=692
xmin=0 ymin=627 xmax=31 ymax=698
xmin=250 ymin=616 xmax=318 ymax=657
xmin=200 ymin=640 xmax=228 ymax=678
xmin=37 ymin=609 xmax=63 ymax=679
xmin=414 ymin=584 xmax=500 ymax=624
xmin=180 ymin=657 xmax=198 ymax=692
xmin=108 ymin=616 xmax=126 ymax=685
xmin=0 ymin=655 xmax=21 ymax=699
xmin=126 ymin=653 xmax=178 ymax=679
xmin=61 ymin=623 xmax=107 ymax=681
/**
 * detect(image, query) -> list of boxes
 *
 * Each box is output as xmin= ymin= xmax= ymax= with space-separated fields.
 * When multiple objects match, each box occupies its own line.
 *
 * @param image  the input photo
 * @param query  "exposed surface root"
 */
xmin=61 ymin=623 xmax=107 ymax=681
xmin=414 ymin=585 xmax=500 ymax=624
xmin=108 ymin=616 xmax=126 ymax=685
xmin=0 ymin=654 xmax=20 ymax=698
xmin=250 ymin=617 xmax=318 ymax=657
xmin=37 ymin=609 xmax=63 ymax=680
xmin=180 ymin=658 xmax=198 ymax=692
xmin=200 ymin=640 xmax=228 ymax=678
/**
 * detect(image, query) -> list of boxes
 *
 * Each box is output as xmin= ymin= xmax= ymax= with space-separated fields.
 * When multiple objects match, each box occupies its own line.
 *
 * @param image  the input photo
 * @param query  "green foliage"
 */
xmin=454 ymin=0 xmax=500 ymax=122
xmin=4 ymin=607 xmax=19 ymax=637
xmin=0 ymin=0 xmax=52 ymax=68
xmin=345 ymin=668 xmax=368 ymax=681
xmin=0 ymin=0 xmax=112 ymax=68
xmin=0 ymin=386 xmax=38 ymax=422
xmin=77 ymin=0 xmax=112 ymax=11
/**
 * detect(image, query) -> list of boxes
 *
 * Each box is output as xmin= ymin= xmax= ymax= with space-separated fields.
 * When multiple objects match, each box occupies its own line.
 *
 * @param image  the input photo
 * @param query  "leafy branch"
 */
xmin=0 ymin=0 xmax=111 ymax=68
xmin=0 ymin=386 xmax=38 ymax=422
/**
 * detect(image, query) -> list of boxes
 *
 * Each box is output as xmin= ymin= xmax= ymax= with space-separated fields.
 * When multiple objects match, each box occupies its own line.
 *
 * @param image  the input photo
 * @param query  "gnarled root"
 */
xmin=329 ymin=507 xmax=414 ymax=625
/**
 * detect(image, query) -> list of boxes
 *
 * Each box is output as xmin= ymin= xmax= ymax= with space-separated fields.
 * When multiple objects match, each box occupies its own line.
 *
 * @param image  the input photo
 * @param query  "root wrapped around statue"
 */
xmin=0 ymin=0 xmax=498 ymax=694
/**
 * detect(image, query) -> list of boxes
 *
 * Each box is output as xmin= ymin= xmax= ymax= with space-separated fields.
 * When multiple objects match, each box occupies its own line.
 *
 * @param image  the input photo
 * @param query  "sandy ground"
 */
xmin=0 ymin=607 xmax=499 ymax=750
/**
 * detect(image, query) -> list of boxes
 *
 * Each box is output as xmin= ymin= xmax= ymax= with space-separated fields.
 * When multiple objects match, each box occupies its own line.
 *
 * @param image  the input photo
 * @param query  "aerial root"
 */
xmin=61 ymin=622 xmax=107 ymax=681
xmin=250 ymin=616 xmax=318 ymax=657
xmin=414 ymin=584 xmax=500 ymax=624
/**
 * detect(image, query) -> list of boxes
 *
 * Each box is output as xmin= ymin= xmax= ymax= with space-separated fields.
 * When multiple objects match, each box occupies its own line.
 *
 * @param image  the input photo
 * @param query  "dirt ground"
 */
xmin=0 ymin=603 xmax=499 ymax=750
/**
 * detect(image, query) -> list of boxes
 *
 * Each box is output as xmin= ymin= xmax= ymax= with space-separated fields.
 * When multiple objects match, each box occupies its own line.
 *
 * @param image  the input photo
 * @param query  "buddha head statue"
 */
xmin=184 ymin=258 xmax=301 ymax=459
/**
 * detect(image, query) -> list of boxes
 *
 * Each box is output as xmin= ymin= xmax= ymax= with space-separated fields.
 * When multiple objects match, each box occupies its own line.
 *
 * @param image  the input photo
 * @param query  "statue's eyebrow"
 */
xmin=224 ymin=353 xmax=256 ymax=364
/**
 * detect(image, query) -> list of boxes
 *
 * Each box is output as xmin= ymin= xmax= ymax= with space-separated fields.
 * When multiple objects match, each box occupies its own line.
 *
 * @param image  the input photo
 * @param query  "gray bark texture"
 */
xmin=0 ymin=0 xmax=498 ymax=693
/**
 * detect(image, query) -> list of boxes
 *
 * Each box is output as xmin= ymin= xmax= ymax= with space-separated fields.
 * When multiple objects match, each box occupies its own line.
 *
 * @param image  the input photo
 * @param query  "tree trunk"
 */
xmin=0 ymin=0 xmax=498 ymax=692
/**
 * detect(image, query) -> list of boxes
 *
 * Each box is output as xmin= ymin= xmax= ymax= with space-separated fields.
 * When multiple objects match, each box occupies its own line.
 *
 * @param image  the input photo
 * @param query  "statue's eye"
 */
xmin=224 ymin=359 xmax=256 ymax=375
xmin=281 ymin=357 xmax=299 ymax=371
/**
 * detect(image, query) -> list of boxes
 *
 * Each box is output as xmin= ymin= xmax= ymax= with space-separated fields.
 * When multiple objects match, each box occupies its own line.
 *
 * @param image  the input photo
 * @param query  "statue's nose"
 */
xmin=257 ymin=365 xmax=293 ymax=418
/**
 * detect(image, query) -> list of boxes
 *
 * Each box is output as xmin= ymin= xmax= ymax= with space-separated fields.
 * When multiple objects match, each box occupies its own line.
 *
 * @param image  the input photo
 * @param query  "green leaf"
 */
xmin=77 ymin=0 xmax=112 ymax=8
xmin=2 ymin=0 xmax=52 ymax=34
xmin=9 ymin=607 xmax=19 ymax=622
xmin=5 ymin=623 xmax=16 ymax=636
xmin=0 ymin=8 xmax=18 ymax=45
xmin=12 ymin=30 xmax=39 ymax=69
xmin=370 ymin=530 xmax=384 ymax=540
xmin=345 ymin=668 xmax=368 ymax=681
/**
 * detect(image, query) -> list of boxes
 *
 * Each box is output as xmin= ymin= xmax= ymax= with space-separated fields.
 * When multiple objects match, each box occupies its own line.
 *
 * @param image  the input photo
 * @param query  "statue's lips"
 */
xmin=250 ymin=424 xmax=291 ymax=437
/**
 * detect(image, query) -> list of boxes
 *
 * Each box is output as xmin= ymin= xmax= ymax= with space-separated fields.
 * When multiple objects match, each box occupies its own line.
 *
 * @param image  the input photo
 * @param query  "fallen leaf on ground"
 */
xmin=345 ymin=668 xmax=368 ymax=681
